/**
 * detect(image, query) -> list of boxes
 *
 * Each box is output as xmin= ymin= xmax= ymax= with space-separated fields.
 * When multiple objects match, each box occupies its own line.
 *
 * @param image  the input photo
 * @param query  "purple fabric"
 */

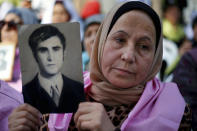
xmin=48 ymin=72 xmax=185 ymax=131
xmin=121 ymin=78 xmax=185 ymax=131
xmin=48 ymin=113 xmax=73 ymax=131
xmin=12 ymin=48 xmax=21 ymax=82
xmin=7 ymin=47 xmax=22 ymax=92
xmin=0 ymin=80 xmax=23 ymax=131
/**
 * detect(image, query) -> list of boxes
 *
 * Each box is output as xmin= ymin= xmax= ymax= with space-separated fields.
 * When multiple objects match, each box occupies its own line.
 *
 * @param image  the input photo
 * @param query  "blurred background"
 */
xmin=0 ymin=0 xmax=197 ymax=101
xmin=1 ymin=0 xmax=197 ymax=130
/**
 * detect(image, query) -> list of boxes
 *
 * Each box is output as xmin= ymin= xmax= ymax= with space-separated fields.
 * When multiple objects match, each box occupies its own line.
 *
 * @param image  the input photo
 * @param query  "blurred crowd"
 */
xmin=0 ymin=0 xmax=197 ymax=130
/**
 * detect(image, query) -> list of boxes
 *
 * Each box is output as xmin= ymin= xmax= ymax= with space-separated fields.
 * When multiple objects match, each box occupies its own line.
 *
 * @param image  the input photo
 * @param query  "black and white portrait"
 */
xmin=19 ymin=23 xmax=85 ymax=114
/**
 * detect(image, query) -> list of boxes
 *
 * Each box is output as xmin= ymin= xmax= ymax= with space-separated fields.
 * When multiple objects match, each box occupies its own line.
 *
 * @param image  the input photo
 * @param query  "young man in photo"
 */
xmin=22 ymin=25 xmax=85 ymax=114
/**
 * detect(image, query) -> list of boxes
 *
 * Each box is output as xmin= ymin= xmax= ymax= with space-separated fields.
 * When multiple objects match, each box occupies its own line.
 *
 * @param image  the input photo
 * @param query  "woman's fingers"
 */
xmin=8 ymin=104 xmax=42 ymax=131
xmin=80 ymin=120 xmax=93 ymax=131
xmin=15 ymin=104 xmax=42 ymax=120
xmin=9 ymin=103 xmax=41 ymax=125
xmin=74 ymin=102 xmax=93 ymax=123
xmin=74 ymin=102 xmax=115 ymax=131
xmin=13 ymin=118 xmax=38 ymax=131
xmin=76 ymin=113 xmax=92 ymax=129
xmin=11 ymin=111 xmax=40 ymax=129
xmin=11 ymin=125 xmax=32 ymax=131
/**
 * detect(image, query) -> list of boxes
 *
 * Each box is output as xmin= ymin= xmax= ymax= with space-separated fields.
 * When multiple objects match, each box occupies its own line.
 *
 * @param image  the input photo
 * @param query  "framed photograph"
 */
xmin=0 ymin=43 xmax=15 ymax=81
xmin=19 ymin=22 xmax=85 ymax=114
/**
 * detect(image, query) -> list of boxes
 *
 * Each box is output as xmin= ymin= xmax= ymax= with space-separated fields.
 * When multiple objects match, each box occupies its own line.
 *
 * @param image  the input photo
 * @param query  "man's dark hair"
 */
xmin=29 ymin=25 xmax=66 ymax=60
xmin=192 ymin=16 xmax=197 ymax=29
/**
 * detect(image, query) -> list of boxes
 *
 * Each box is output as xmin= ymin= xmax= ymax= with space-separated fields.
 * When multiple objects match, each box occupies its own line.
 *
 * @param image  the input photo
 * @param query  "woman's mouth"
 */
xmin=113 ymin=67 xmax=135 ymax=75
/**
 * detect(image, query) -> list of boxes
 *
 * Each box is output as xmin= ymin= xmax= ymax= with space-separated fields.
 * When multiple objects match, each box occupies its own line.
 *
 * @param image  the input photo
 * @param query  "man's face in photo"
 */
xmin=36 ymin=36 xmax=64 ymax=76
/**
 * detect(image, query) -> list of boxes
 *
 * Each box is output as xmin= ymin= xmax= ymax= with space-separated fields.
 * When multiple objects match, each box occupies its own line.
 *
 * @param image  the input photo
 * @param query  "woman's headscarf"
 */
xmin=89 ymin=1 xmax=163 ymax=106
xmin=7 ymin=8 xmax=38 ymax=24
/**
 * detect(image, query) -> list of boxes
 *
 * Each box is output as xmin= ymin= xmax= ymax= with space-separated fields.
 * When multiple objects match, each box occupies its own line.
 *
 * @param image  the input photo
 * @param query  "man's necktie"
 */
xmin=51 ymin=85 xmax=60 ymax=106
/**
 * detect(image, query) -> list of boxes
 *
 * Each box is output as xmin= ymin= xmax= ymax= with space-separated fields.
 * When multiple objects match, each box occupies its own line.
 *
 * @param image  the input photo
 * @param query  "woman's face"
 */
xmin=165 ymin=6 xmax=180 ymax=25
xmin=1 ymin=13 xmax=21 ymax=44
xmin=52 ymin=3 xmax=70 ymax=23
xmin=101 ymin=10 xmax=156 ymax=88
xmin=84 ymin=23 xmax=100 ymax=56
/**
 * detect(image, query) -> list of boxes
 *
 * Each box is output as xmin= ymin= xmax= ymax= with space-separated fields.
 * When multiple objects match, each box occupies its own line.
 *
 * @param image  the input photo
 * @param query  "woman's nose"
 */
xmin=121 ymin=48 xmax=136 ymax=63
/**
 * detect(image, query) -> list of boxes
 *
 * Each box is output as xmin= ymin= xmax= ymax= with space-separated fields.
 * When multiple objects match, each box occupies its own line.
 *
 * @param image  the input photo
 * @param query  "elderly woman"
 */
xmin=0 ymin=8 xmax=38 ymax=91
xmin=8 ymin=1 xmax=191 ymax=131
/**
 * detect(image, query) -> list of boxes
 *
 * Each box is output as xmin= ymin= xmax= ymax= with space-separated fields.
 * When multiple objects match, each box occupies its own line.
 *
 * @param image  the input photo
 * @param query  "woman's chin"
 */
xmin=110 ymin=79 xmax=137 ymax=89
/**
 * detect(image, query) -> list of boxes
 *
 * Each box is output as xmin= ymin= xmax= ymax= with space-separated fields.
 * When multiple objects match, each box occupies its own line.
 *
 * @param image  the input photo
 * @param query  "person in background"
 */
xmin=41 ymin=0 xmax=78 ymax=23
xmin=19 ymin=0 xmax=40 ymax=23
xmin=173 ymin=46 xmax=197 ymax=131
xmin=162 ymin=1 xmax=191 ymax=56
xmin=20 ymin=0 xmax=32 ymax=9
xmin=162 ymin=2 xmax=192 ymax=56
xmin=161 ymin=15 xmax=197 ymax=82
xmin=51 ymin=0 xmax=70 ymax=23
xmin=161 ymin=2 xmax=193 ymax=81
xmin=41 ymin=0 xmax=84 ymax=39
xmin=0 ymin=8 xmax=23 ymax=92
xmin=0 ymin=9 xmax=23 ymax=44
xmin=8 ymin=1 xmax=192 ymax=131
xmin=82 ymin=14 xmax=104 ymax=71
xmin=0 ymin=8 xmax=38 ymax=92
xmin=173 ymin=15 xmax=197 ymax=131
xmin=162 ymin=3 xmax=185 ymax=47
xmin=190 ymin=16 xmax=197 ymax=48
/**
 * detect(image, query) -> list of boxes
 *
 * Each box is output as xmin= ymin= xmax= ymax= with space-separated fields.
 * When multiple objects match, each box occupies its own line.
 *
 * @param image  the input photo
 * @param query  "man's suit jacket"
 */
xmin=22 ymin=74 xmax=85 ymax=114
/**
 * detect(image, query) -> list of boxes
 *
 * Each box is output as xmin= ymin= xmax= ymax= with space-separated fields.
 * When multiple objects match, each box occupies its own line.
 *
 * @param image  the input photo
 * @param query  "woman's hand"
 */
xmin=8 ymin=103 xmax=42 ymax=131
xmin=74 ymin=102 xmax=115 ymax=131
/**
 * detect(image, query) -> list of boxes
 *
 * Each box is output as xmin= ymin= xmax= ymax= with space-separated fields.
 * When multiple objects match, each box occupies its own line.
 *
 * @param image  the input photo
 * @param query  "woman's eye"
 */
xmin=139 ymin=45 xmax=149 ymax=50
xmin=115 ymin=38 xmax=126 ymax=43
